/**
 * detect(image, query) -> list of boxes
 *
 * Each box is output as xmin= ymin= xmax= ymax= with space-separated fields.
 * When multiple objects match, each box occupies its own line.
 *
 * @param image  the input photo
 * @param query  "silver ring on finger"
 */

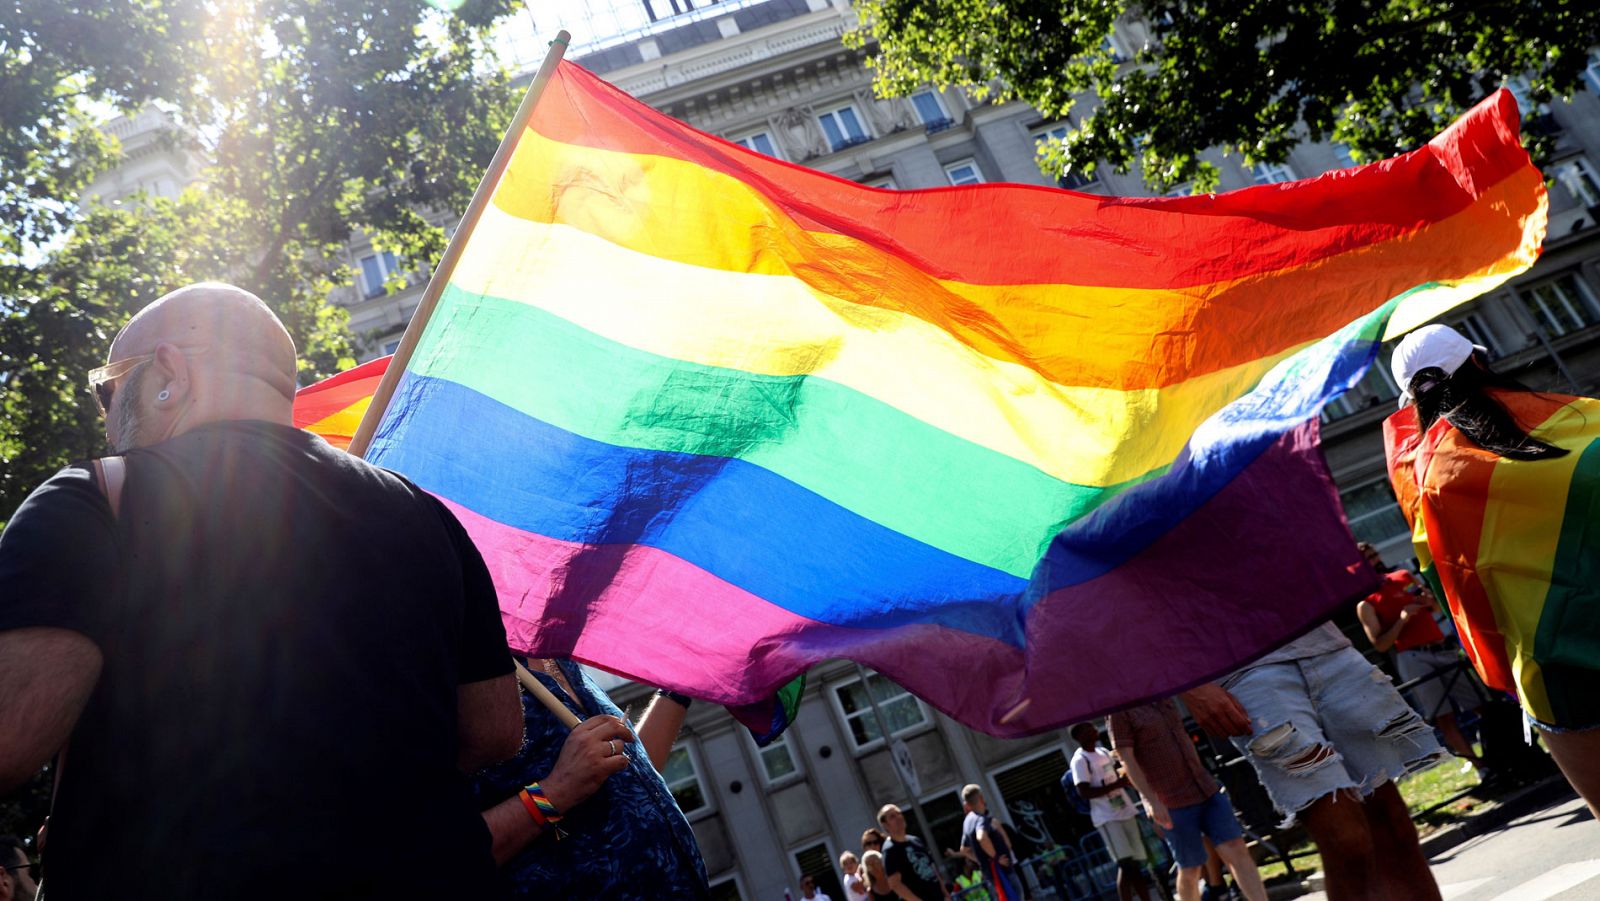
xmin=608 ymin=739 xmax=620 ymax=757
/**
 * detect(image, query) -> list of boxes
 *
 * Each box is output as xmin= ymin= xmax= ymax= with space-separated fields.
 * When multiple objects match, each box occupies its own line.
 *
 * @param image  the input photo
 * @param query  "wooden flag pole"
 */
xmin=345 ymin=29 xmax=572 ymax=459
xmin=515 ymin=660 xmax=583 ymax=729
xmin=345 ymin=31 xmax=581 ymax=731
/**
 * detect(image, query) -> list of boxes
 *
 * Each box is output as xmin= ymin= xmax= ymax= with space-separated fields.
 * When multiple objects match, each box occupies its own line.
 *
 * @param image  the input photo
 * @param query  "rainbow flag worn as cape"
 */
xmin=1385 ymin=393 xmax=1600 ymax=729
xmin=348 ymin=62 xmax=1543 ymax=737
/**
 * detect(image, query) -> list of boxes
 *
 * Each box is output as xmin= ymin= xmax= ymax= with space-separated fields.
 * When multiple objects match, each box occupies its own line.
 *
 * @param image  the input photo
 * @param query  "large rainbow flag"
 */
xmin=292 ymin=357 xmax=805 ymax=741
xmin=1385 ymin=394 xmax=1600 ymax=728
xmin=351 ymin=61 xmax=1544 ymax=736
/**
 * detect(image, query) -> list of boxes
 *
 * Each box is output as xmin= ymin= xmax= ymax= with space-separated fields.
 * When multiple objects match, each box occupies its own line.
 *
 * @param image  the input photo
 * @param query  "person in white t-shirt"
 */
xmin=1070 ymin=722 xmax=1154 ymax=901
xmin=839 ymin=851 xmax=871 ymax=901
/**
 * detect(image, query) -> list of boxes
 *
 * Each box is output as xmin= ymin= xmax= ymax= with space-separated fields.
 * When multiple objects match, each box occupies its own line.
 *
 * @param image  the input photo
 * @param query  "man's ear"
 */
xmin=151 ymin=342 xmax=193 ymax=406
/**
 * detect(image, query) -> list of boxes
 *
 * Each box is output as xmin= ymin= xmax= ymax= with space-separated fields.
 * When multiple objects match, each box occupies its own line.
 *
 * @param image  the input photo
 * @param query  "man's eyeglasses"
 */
xmin=87 ymin=346 xmax=208 ymax=414
xmin=3 ymin=860 xmax=38 ymax=881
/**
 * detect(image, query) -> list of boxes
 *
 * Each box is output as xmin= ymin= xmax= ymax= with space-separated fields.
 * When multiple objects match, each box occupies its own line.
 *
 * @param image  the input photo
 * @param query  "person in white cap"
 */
xmin=1385 ymin=322 xmax=1600 ymax=819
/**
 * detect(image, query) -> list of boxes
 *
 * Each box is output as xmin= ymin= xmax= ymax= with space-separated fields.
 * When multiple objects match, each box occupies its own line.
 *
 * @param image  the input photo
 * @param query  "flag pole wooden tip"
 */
xmin=345 ymin=29 xmax=574 ymax=459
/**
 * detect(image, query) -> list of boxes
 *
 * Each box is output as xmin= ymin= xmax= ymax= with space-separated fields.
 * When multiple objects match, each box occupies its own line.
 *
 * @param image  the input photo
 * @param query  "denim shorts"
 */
xmin=1223 ymin=645 xmax=1446 ymax=826
xmin=1166 ymin=790 xmax=1244 ymax=869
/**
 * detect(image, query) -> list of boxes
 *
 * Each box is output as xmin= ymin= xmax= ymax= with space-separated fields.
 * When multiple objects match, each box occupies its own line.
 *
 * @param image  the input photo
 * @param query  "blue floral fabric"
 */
xmin=468 ymin=659 xmax=710 ymax=899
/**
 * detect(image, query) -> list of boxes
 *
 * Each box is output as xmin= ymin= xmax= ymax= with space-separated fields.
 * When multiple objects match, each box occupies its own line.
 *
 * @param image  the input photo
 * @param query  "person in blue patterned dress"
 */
xmin=471 ymin=657 xmax=710 ymax=899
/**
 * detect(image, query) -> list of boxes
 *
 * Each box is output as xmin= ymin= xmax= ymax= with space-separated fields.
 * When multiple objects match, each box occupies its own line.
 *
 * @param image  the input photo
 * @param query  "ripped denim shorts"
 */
xmin=1222 ymin=645 xmax=1446 ymax=826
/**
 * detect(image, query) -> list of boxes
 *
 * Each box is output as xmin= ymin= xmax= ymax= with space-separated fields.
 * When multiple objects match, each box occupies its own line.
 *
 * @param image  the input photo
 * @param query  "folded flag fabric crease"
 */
xmin=1385 ymin=394 xmax=1600 ymax=729
xmin=335 ymin=60 xmax=1542 ymax=737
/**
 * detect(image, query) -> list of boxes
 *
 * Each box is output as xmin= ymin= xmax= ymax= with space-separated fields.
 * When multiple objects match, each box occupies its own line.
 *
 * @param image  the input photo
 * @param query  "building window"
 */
xmin=1452 ymin=311 xmax=1508 ymax=359
xmin=1164 ymin=181 xmax=1195 ymax=197
xmin=1034 ymin=124 xmax=1096 ymax=189
xmin=1554 ymin=156 xmax=1600 ymax=207
xmin=1503 ymin=76 xmax=1549 ymax=117
xmin=662 ymin=743 xmax=709 ymax=814
xmin=863 ymin=175 xmax=899 ymax=189
xmin=732 ymin=131 xmax=781 ymax=159
xmin=1340 ymin=480 xmax=1410 ymax=548
xmin=1323 ymin=354 xmax=1401 ymax=422
xmin=1251 ymin=162 xmax=1296 ymax=185
xmin=1521 ymin=273 xmax=1600 ymax=338
xmin=1586 ymin=50 xmax=1600 ymax=96
xmin=382 ymin=338 xmax=401 ymax=356
xmin=752 ymin=730 xmax=802 ymax=784
xmin=832 ymin=671 xmax=928 ymax=750
xmin=817 ymin=105 xmax=870 ymax=152
xmin=1101 ymin=34 xmax=1129 ymax=63
xmin=1333 ymin=144 xmax=1360 ymax=168
xmin=944 ymin=159 xmax=984 ymax=186
xmin=910 ymin=90 xmax=952 ymax=132
xmin=358 ymin=250 xmax=401 ymax=299
xmin=708 ymin=874 xmax=745 ymax=901
xmin=993 ymin=749 xmax=1089 ymax=853
xmin=793 ymin=842 xmax=845 ymax=901
xmin=921 ymin=789 xmax=968 ymax=859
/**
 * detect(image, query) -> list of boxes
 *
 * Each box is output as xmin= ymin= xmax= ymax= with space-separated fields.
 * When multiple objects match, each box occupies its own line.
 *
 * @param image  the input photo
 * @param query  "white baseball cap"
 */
xmin=1390 ymin=324 xmax=1486 ymax=407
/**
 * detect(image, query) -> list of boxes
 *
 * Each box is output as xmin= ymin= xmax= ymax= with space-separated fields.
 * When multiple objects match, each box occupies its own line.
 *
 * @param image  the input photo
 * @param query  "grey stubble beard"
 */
xmin=109 ymin=361 xmax=150 ymax=453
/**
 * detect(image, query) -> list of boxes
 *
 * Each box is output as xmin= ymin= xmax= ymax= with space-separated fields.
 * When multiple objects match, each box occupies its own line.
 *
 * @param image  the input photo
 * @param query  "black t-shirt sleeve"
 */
xmin=0 ymin=465 xmax=118 ymax=641
xmin=428 ymin=497 xmax=513 ymax=683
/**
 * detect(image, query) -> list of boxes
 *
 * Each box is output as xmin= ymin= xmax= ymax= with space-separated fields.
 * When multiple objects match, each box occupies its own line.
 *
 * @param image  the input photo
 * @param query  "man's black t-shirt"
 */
xmin=0 ymin=422 xmax=513 ymax=900
xmin=882 ymin=835 xmax=944 ymax=901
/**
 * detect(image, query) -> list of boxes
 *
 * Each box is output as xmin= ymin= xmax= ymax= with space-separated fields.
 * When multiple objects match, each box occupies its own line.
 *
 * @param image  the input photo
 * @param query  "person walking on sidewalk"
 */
xmin=1181 ymin=620 xmax=1445 ymax=901
xmin=1108 ymin=699 xmax=1268 ymax=901
xmin=1070 ymin=723 xmax=1155 ymax=901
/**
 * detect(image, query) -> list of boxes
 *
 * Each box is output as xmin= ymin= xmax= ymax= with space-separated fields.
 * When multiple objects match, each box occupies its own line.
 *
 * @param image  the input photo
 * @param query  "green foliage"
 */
xmin=0 ymin=0 xmax=525 ymax=527
xmin=847 ymin=0 xmax=1600 ymax=192
xmin=0 ymin=190 xmax=286 ymax=520
xmin=0 ymin=1 xmax=198 ymax=257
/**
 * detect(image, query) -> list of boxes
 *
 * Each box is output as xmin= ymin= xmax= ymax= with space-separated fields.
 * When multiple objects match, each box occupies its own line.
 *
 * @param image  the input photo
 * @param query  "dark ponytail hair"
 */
xmin=1410 ymin=354 xmax=1568 ymax=460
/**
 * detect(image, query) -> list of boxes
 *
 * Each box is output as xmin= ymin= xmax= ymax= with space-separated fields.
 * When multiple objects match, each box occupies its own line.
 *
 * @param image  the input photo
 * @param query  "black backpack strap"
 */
xmin=37 ymin=456 xmax=126 ymax=894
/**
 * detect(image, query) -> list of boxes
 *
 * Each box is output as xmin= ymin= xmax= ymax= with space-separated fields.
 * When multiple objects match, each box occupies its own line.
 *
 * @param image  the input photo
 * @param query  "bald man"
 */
xmin=0 ymin=284 xmax=523 ymax=900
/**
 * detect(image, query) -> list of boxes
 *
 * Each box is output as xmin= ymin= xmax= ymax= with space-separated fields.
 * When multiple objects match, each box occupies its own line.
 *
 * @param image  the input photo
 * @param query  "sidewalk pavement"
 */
xmin=1415 ymin=774 xmax=1576 ymax=857
xmin=1263 ymin=775 xmax=1576 ymax=900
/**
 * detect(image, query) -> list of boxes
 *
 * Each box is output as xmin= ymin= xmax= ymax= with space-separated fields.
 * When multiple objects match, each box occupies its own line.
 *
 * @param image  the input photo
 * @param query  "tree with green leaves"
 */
xmin=1 ymin=0 xmax=526 ymax=524
xmin=846 ymin=0 xmax=1600 ymax=192
xmin=0 ymin=192 xmax=265 ymax=519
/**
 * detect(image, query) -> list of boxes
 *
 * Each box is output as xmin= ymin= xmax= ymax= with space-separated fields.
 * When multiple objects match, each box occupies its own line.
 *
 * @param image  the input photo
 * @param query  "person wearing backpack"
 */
xmin=1069 ymin=723 xmax=1154 ymax=901
xmin=0 ymin=284 xmax=523 ymax=900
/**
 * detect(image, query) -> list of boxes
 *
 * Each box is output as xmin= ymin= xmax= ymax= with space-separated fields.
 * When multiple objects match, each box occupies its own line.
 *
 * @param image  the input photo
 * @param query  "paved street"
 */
xmin=1296 ymin=792 xmax=1598 ymax=901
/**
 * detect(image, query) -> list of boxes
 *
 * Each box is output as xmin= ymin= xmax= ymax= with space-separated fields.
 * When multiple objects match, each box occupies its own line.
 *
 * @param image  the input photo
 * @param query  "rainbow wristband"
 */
xmin=516 ymin=788 xmax=548 ymax=827
xmin=520 ymin=782 xmax=562 ymax=825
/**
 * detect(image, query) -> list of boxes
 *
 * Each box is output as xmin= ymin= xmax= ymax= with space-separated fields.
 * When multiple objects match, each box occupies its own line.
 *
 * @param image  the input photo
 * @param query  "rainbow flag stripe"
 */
xmin=364 ymin=62 xmax=1545 ymax=736
xmin=293 ymin=355 xmax=807 ymax=742
xmin=292 ymin=355 xmax=390 ymax=451
xmin=1385 ymin=394 xmax=1600 ymax=728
